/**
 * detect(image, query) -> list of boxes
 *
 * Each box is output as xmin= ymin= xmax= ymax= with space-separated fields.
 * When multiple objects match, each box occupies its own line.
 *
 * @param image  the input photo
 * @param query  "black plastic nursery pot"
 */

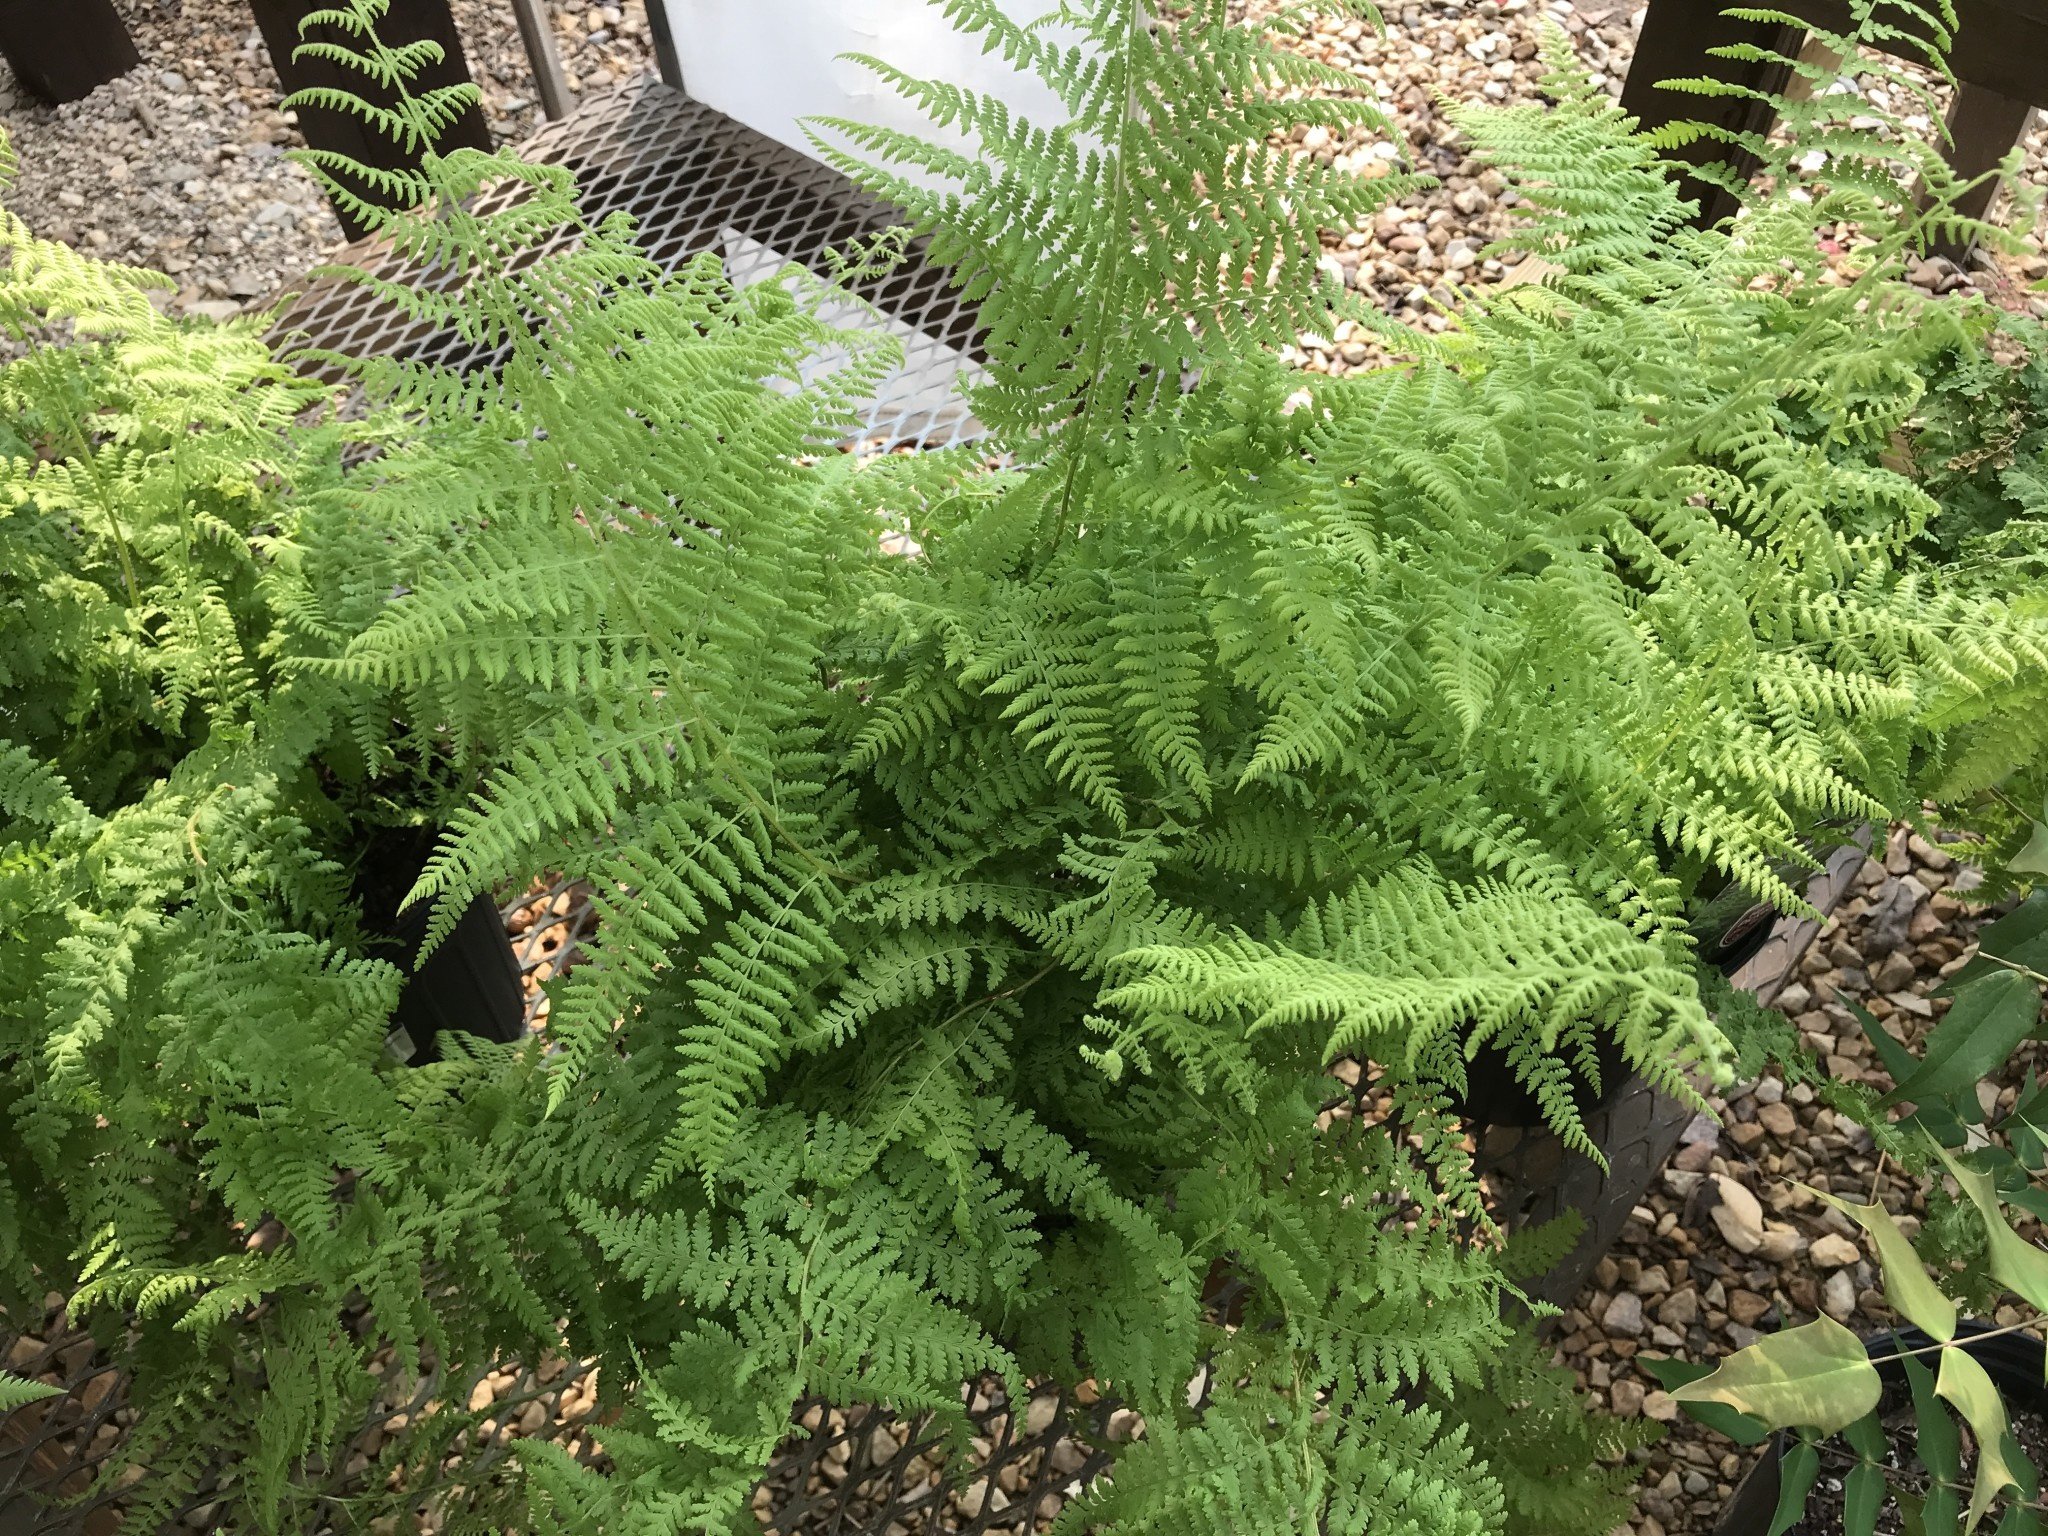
xmin=1454 ymin=1028 xmax=1635 ymax=1129
xmin=353 ymin=827 xmax=526 ymax=1064
xmin=1452 ymin=882 xmax=1786 ymax=1130
xmin=1714 ymin=1322 xmax=2048 ymax=1536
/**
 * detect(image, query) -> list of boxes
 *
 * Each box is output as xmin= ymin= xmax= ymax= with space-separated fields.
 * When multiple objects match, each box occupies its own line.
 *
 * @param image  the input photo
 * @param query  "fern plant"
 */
xmin=1901 ymin=311 xmax=2048 ymax=881
xmin=3 ymin=1 xmax=2046 ymax=1533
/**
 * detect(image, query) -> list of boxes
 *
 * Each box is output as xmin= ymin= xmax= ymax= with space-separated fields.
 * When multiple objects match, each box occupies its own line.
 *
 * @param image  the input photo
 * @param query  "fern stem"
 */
xmin=1037 ymin=0 xmax=1148 ymax=563
xmin=21 ymin=328 xmax=143 ymax=607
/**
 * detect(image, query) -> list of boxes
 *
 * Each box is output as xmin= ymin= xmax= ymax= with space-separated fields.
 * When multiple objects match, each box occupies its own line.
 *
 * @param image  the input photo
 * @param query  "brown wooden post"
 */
xmin=1618 ymin=0 xmax=1805 ymax=226
xmin=1925 ymin=83 xmax=2038 ymax=261
xmin=0 ymin=0 xmax=139 ymax=105
xmin=249 ymin=0 xmax=493 ymax=241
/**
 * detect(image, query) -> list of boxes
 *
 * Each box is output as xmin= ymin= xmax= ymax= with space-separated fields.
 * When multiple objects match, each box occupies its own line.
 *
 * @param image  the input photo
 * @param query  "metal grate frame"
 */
xmin=271 ymin=75 xmax=988 ymax=451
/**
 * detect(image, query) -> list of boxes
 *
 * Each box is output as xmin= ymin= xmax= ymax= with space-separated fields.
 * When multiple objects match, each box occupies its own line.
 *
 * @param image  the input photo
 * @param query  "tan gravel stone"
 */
xmin=1809 ymin=1233 xmax=1861 ymax=1268
xmin=1756 ymin=1103 xmax=1797 ymax=1138
xmin=1707 ymin=1176 xmax=1764 ymax=1254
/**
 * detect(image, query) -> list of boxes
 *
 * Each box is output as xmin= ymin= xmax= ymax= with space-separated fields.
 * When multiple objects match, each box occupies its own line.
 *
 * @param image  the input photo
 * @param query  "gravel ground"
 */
xmin=1253 ymin=0 xmax=2048 ymax=375
xmin=0 ymin=0 xmax=655 ymax=318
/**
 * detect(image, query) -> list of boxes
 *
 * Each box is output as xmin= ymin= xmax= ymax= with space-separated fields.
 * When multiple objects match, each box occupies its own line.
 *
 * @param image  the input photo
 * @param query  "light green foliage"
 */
xmin=0 ymin=1371 xmax=60 ymax=1411
xmin=1671 ymin=1315 xmax=1883 ymax=1433
xmin=4 ymin=0 xmax=2046 ymax=1531
xmin=1642 ymin=0 xmax=2007 ymax=254
xmin=0 ymin=131 xmax=341 ymax=808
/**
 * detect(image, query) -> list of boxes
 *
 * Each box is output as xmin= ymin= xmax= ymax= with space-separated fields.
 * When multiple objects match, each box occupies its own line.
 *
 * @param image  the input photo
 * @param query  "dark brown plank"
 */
xmin=1619 ymin=0 xmax=1805 ymax=226
xmin=0 ymin=0 xmax=138 ymax=105
xmin=249 ymin=0 xmax=492 ymax=241
xmin=1783 ymin=0 xmax=2048 ymax=103
xmin=1945 ymin=10 xmax=2048 ymax=117
xmin=1926 ymin=82 xmax=2038 ymax=259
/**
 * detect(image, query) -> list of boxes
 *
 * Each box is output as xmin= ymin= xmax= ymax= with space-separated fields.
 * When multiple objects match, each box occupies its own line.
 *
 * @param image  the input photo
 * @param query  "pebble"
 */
xmin=1565 ymin=824 xmax=2000 ymax=1533
xmin=1756 ymin=1224 xmax=1806 ymax=1264
xmin=1865 ymin=876 xmax=1929 ymax=953
xmin=1707 ymin=1176 xmax=1765 ymax=1255
xmin=1809 ymin=1233 xmax=1861 ymax=1268
xmin=1726 ymin=1290 xmax=1772 ymax=1327
xmin=1024 ymin=1393 xmax=1059 ymax=1436
xmin=1603 ymin=1292 xmax=1645 ymax=1336
xmin=1672 ymin=1140 xmax=1716 ymax=1172
xmin=1872 ymin=950 xmax=1918 ymax=992
xmin=1657 ymin=1289 xmax=1700 ymax=1328
xmin=1756 ymin=1103 xmax=1796 ymax=1138
xmin=1907 ymin=255 xmax=1967 ymax=294
xmin=1822 ymin=1269 xmax=1859 ymax=1320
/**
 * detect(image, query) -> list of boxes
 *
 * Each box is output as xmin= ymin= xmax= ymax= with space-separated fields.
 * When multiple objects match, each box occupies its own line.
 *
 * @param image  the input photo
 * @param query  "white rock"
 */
xmin=1822 ymin=1269 xmax=1858 ymax=1320
xmin=1756 ymin=1222 xmax=1806 ymax=1264
xmin=1024 ymin=1393 xmax=1059 ymax=1436
xmin=1708 ymin=1175 xmax=1765 ymax=1254
xmin=1810 ymin=1233 xmax=1860 ymax=1268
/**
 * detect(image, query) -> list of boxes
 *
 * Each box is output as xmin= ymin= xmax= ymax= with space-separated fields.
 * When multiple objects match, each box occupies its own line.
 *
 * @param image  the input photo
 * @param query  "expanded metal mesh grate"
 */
xmin=0 ymin=1306 xmax=1111 ymax=1536
xmin=270 ymin=75 xmax=987 ymax=452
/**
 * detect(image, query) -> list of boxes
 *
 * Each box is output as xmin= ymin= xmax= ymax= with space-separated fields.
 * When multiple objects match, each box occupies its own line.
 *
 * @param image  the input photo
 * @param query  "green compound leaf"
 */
xmin=1937 ymin=1346 xmax=2021 ymax=1531
xmin=1842 ymin=1460 xmax=1884 ymax=1536
xmin=2011 ymin=818 xmax=2048 ymax=880
xmin=1946 ymin=893 xmax=2048 ymax=994
xmin=2003 ymin=1073 xmax=2048 ymax=1173
xmin=1819 ymin=1190 xmax=1957 ymax=1343
xmin=1844 ymin=1409 xmax=1887 ymax=1464
xmin=1842 ymin=1410 xmax=1888 ymax=1536
xmin=1983 ymin=893 xmax=2048 ymax=971
xmin=1670 ymin=1316 xmax=1882 ymax=1434
xmin=1851 ymin=999 xmax=1920 ymax=1085
xmin=1991 ymin=1421 xmax=2044 ymax=1536
xmin=1904 ymin=1349 xmax=1962 ymax=1479
xmin=1902 ymin=1353 xmax=1968 ymax=1535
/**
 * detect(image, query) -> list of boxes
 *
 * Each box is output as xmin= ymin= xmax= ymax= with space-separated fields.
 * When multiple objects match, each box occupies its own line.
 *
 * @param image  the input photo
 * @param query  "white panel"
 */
xmin=659 ymin=0 xmax=1072 ymax=171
